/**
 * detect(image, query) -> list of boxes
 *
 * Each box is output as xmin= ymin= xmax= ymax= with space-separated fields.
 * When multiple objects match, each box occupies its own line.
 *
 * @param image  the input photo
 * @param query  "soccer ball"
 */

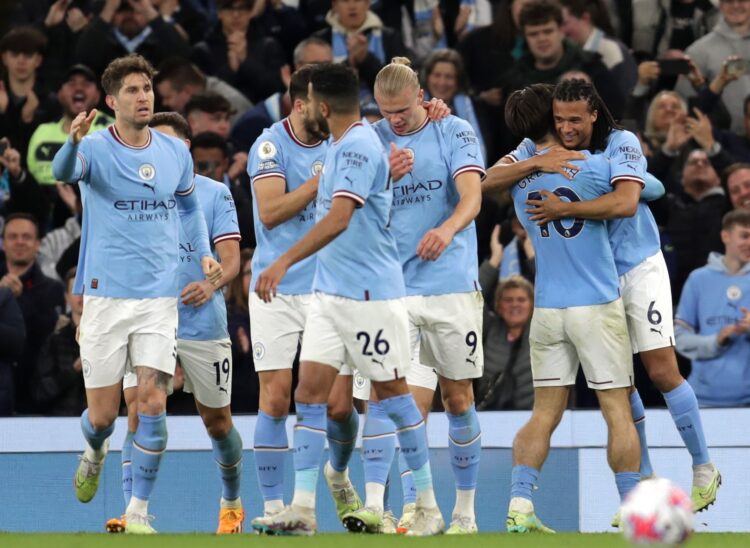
xmin=620 ymin=478 xmax=693 ymax=546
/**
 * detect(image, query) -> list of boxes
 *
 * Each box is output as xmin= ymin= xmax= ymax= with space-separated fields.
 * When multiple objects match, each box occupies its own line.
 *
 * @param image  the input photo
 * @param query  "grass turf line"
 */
xmin=0 ymin=533 xmax=748 ymax=548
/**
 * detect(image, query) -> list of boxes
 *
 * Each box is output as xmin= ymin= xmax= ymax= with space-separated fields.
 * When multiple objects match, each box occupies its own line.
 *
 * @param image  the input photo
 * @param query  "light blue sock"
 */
xmin=80 ymin=408 xmax=114 ymax=450
xmin=398 ymin=450 xmax=416 ymax=505
xmin=326 ymin=407 xmax=359 ymax=472
xmin=380 ymin=394 xmax=433 ymax=496
xmin=616 ymin=472 xmax=641 ymax=502
xmin=663 ymin=381 xmax=710 ymax=466
xmin=253 ymin=411 xmax=288 ymax=504
xmin=211 ymin=426 xmax=243 ymax=501
xmin=131 ymin=413 xmax=168 ymax=501
xmin=293 ymin=402 xmax=327 ymax=498
xmin=630 ymin=390 xmax=654 ymax=477
xmin=510 ymin=465 xmax=539 ymax=502
xmin=362 ymin=401 xmax=396 ymax=488
xmin=122 ymin=431 xmax=135 ymax=507
xmin=447 ymin=404 xmax=481 ymax=490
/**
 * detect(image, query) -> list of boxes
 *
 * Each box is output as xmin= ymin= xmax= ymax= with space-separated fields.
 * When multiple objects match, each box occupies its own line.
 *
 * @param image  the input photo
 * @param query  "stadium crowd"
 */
xmin=1 ymin=0 xmax=749 ymax=420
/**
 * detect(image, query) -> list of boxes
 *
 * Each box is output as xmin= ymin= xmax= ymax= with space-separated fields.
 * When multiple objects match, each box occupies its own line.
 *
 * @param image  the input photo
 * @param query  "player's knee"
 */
xmin=205 ymin=415 xmax=232 ymax=439
xmin=442 ymin=391 xmax=471 ymax=415
xmin=88 ymin=413 xmax=116 ymax=431
xmin=327 ymin=403 xmax=352 ymax=423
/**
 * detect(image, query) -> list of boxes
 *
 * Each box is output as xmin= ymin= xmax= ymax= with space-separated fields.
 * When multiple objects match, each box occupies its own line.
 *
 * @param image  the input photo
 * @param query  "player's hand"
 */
xmin=417 ymin=224 xmax=456 ymax=261
xmin=181 ymin=280 xmax=216 ymax=308
xmin=735 ymin=306 xmax=750 ymax=334
xmin=488 ymin=224 xmax=503 ymax=268
xmin=0 ymin=273 xmax=23 ymax=298
xmin=70 ymin=109 xmax=97 ymax=144
xmin=526 ymin=189 xmax=567 ymax=224
xmin=423 ymin=98 xmax=451 ymax=121
xmin=389 ymin=142 xmax=413 ymax=182
xmin=201 ymin=256 xmax=223 ymax=286
xmin=20 ymin=89 xmax=40 ymax=124
xmin=45 ymin=0 xmax=69 ymax=28
xmin=255 ymin=260 xmax=288 ymax=303
xmin=718 ymin=324 xmax=737 ymax=346
xmin=535 ymin=146 xmax=584 ymax=179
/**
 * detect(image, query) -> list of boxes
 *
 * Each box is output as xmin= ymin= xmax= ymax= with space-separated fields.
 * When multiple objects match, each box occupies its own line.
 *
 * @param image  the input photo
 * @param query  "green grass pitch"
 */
xmin=1 ymin=533 xmax=748 ymax=548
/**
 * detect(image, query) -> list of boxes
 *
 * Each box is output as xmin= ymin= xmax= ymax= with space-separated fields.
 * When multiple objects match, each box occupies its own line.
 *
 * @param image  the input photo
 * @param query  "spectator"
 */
xmin=675 ymin=209 xmax=750 ymax=407
xmin=631 ymin=0 xmax=717 ymax=57
xmin=225 ymin=247 xmax=259 ymax=413
xmin=0 ymin=213 xmax=65 ymax=414
xmin=27 ymin=64 xmax=111 ymax=188
xmin=474 ymin=226 xmax=534 ymax=410
xmin=560 ymin=0 xmax=637 ymax=95
xmin=74 ymin=0 xmax=191 ymax=77
xmin=36 ymin=185 xmax=82 ymax=282
xmin=191 ymin=132 xmax=255 ymax=248
xmin=654 ymin=149 xmax=730 ymax=299
xmin=0 ymin=284 xmax=25 ymax=416
xmin=0 ymin=140 xmax=49 ymax=235
xmin=421 ymin=48 xmax=495 ymax=162
xmin=725 ymin=162 xmax=750 ymax=210
xmin=40 ymin=0 xmax=96 ymax=90
xmin=507 ymin=0 xmax=625 ymax=118
xmin=184 ymin=92 xmax=233 ymax=140
xmin=154 ymin=57 xmax=251 ymax=124
xmin=497 ymin=209 xmax=536 ymax=283
xmin=312 ymin=0 xmax=411 ymax=94
xmin=251 ymin=0 xmax=311 ymax=65
xmin=33 ymin=267 xmax=86 ymax=416
xmin=0 ymin=27 xmax=58 ymax=161
xmin=677 ymin=0 xmax=750 ymax=134
xmin=229 ymin=36 xmax=333 ymax=152
xmin=192 ymin=0 xmax=287 ymax=104
xmin=151 ymin=0 xmax=209 ymax=44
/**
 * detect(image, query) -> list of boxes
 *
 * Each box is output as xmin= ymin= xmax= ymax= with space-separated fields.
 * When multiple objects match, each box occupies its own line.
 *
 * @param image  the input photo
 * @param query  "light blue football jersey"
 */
xmin=53 ymin=126 xmax=210 ymax=298
xmin=507 ymin=129 xmax=661 ymax=276
xmin=178 ymin=174 xmax=240 ymax=341
xmin=511 ymin=151 xmax=619 ymax=308
xmin=314 ymin=121 xmax=405 ymax=301
xmin=373 ymin=115 xmax=485 ymax=296
xmin=248 ymin=118 xmax=325 ymax=295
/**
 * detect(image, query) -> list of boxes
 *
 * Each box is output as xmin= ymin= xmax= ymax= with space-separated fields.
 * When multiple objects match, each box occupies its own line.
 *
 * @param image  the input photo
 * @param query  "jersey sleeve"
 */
xmin=175 ymin=144 xmax=196 ymax=196
xmin=502 ymin=138 xmax=535 ymax=163
xmin=331 ymin=138 xmax=378 ymax=207
xmin=52 ymin=135 xmax=93 ymax=184
xmin=448 ymin=118 xmax=486 ymax=179
xmin=212 ymin=184 xmax=241 ymax=245
xmin=607 ymin=130 xmax=646 ymax=186
xmin=248 ymin=133 xmax=286 ymax=183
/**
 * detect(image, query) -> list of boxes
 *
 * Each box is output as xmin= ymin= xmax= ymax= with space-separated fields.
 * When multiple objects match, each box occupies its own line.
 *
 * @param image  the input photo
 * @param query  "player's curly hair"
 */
xmin=553 ymin=79 xmax=622 ymax=152
xmin=310 ymin=63 xmax=360 ymax=114
xmin=101 ymin=54 xmax=156 ymax=96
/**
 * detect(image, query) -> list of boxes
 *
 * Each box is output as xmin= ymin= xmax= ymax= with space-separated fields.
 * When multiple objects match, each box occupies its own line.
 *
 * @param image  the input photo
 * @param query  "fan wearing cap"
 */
xmin=27 ymin=65 xmax=114 ymax=187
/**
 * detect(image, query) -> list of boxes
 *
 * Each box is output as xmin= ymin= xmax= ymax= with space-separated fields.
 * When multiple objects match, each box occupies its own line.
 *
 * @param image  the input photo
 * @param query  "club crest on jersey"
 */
xmin=404 ymin=148 xmax=415 ymax=160
xmin=253 ymin=341 xmax=266 ymax=361
xmin=311 ymin=160 xmax=323 ymax=176
xmin=258 ymin=141 xmax=277 ymax=160
xmin=727 ymin=285 xmax=742 ymax=301
xmin=138 ymin=163 xmax=156 ymax=181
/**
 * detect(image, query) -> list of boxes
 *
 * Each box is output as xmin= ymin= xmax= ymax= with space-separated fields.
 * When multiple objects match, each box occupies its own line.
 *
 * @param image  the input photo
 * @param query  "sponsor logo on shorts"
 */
xmin=253 ymin=341 xmax=266 ymax=361
xmin=727 ymin=285 xmax=742 ymax=301
xmin=82 ymin=359 xmax=92 ymax=378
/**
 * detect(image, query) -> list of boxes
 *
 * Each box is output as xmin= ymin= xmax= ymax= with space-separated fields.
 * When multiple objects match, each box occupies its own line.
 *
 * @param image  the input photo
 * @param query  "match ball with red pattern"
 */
xmin=621 ymin=478 xmax=693 ymax=546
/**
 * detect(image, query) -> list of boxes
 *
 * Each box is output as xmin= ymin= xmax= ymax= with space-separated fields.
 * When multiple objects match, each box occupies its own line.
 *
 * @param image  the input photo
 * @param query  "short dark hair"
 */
xmin=184 ymin=92 xmax=233 ymax=116
xmin=216 ymin=0 xmax=254 ymax=9
xmin=293 ymin=36 xmax=331 ymax=67
xmin=519 ymin=0 xmax=563 ymax=30
xmin=289 ymin=65 xmax=316 ymax=103
xmin=553 ymin=78 xmax=621 ymax=152
xmin=2 ymin=212 xmax=40 ymax=239
xmin=191 ymin=131 xmax=229 ymax=157
xmin=723 ymin=162 xmax=750 ymax=187
xmin=310 ymin=63 xmax=360 ymax=115
xmin=101 ymin=54 xmax=156 ymax=96
xmin=559 ymin=0 xmax=615 ymax=35
xmin=722 ymin=209 xmax=750 ymax=231
xmin=150 ymin=112 xmax=192 ymax=140
xmin=154 ymin=57 xmax=206 ymax=90
xmin=0 ymin=26 xmax=47 ymax=54
xmin=505 ymin=84 xmax=555 ymax=141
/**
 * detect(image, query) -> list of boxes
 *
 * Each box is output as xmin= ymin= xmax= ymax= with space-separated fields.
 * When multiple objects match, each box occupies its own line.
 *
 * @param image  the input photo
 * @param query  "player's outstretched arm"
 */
xmin=641 ymin=173 xmax=666 ymax=202
xmin=255 ymin=174 xmax=319 ymax=230
xmin=255 ymin=197 xmax=356 ymax=302
xmin=482 ymin=147 xmax=585 ymax=193
xmin=417 ymin=170 xmax=481 ymax=261
xmin=526 ymin=181 xmax=641 ymax=224
xmin=51 ymin=110 xmax=97 ymax=182
xmin=181 ymin=239 xmax=240 ymax=308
